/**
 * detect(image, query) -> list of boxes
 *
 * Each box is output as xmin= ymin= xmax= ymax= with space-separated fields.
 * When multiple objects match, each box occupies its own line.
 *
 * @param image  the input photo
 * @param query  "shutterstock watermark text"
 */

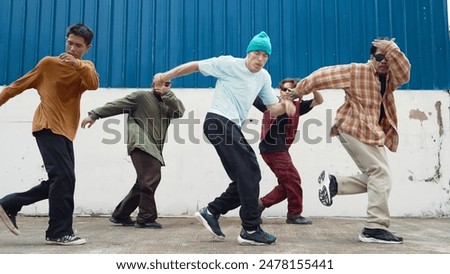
xmin=99 ymin=109 xmax=335 ymax=146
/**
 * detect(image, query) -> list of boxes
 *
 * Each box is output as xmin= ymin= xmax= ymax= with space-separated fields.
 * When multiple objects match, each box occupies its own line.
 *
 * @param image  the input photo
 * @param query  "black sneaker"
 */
xmin=194 ymin=207 xmax=225 ymax=238
xmin=0 ymin=204 xmax=20 ymax=235
xmin=45 ymin=234 xmax=86 ymax=246
xmin=134 ymin=221 xmax=162 ymax=229
xmin=358 ymin=228 xmax=403 ymax=244
xmin=238 ymin=227 xmax=276 ymax=245
xmin=318 ymin=170 xmax=337 ymax=206
xmin=286 ymin=216 xmax=312 ymax=225
xmin=109 ymin=215 xmax=135 ymax=226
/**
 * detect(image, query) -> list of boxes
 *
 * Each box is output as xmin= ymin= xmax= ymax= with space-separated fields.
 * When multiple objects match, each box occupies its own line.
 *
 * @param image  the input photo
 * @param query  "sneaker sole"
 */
xmin=111 ymin=222 xmax=135 ymax=227
xmin=194 ymin=212 xmax=225 ymax=240
xmin=134 ymin=224 xmax=162 ymax=229
xmin=358 ymin=234 xmax=403 ymax=244
xmin=109 ymin=217 xmax=135 ymax=226
xmin=318 ymin=170 xmax=333 ymax=206
xmin=110 ymin=221 xmax=135 ymax=227
xmin=237 ymin=235 xmax=276 ymax=246
xmin=286 ymin=219 xmax=313 ymax=225
xmin=0 ymin=205 xmax=20 ymax=235
xmin=45 ymin=238 xmax=87 ymax=246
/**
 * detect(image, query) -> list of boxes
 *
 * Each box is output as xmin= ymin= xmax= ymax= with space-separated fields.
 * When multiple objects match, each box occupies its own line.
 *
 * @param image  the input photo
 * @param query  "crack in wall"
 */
xmin=411 ymin=102 xmax=443 ymax=183
xmin=423 ymin=101 xmax=444 ymax=183
xmin=424 ymin=95 xmax=449 ymax=216
xmin=448 ymin=91 xmax=450 ymax=192
xmin=412 ymin=102 xmax=444 ymax=184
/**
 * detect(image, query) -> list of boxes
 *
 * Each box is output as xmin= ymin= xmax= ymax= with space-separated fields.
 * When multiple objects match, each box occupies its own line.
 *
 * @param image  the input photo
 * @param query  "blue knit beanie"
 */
xmin=246 ymin=31 xmax=272 ymax=55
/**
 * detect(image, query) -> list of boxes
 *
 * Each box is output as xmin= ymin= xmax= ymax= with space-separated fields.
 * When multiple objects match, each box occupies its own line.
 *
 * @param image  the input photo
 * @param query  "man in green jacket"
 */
xmin=81 ymin=81 xmax=185 ymax=228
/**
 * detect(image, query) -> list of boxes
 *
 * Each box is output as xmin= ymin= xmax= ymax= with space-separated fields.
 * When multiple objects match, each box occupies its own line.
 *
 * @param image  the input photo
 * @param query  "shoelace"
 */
xmin=254 ymin=229 xmax=270 ymax=240
xmin=60 ymin=234 xmax=79 ymax=242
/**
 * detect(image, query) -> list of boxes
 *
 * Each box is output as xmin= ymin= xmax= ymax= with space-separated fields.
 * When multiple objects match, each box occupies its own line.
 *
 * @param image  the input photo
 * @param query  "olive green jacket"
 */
xmin=88 ymin=89 xmax=185 ymax=165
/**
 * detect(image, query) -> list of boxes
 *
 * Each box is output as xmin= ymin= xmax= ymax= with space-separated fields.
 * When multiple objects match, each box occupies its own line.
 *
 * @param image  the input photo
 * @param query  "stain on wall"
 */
xmin=409 ymin=109 xmax=428 ymax=124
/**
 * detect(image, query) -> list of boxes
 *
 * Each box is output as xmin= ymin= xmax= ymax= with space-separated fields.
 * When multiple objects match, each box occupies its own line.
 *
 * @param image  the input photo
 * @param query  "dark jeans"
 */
xmin=112 ymin=149 xmax=162 ymax=223
xmin=0 ymin=129 xmax=75 ymax=238
xmin=203 ymin=113 xmax=261 ymax=231
xmin=260 ymin=151 xmax=303 ymax=217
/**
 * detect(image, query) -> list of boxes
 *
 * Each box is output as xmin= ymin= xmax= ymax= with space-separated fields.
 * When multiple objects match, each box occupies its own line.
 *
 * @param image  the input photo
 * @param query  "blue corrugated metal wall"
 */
xmin=1 ymin=0 xmax=449 ymax=89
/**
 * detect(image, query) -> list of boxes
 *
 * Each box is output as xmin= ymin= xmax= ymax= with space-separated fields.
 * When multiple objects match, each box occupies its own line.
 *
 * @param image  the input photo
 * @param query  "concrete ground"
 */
xmin=0 ymin=215 xmax=449 ymax=254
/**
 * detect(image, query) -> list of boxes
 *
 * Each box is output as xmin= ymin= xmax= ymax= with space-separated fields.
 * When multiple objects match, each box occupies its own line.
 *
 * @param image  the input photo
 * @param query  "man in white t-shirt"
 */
xmin=154 ymin=31 xmax=293 ymax=245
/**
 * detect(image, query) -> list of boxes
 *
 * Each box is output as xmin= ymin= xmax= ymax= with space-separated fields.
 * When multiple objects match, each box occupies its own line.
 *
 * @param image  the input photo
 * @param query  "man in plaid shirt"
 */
xmin=295 ymin=38 xmax=410 ymax=244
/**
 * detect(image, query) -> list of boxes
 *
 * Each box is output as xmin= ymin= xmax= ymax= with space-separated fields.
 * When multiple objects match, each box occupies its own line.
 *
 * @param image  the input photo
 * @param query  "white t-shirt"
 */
xmin=198 ymin=56 xmax=278 ymax=126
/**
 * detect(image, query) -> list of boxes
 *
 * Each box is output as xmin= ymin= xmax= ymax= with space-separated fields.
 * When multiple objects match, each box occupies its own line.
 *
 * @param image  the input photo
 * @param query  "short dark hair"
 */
xmin=66 ymin=23 xmax=94 ymax=45
xmin=370 ymin=37 xmax=391 ymax=55
xmin=279 ymin=78 xmax=297 ymax=89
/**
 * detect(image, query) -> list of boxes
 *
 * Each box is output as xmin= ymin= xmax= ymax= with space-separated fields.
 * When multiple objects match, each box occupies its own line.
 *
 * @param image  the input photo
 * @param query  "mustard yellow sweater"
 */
xmin=0 ymin=56 xmax=99 ymax=141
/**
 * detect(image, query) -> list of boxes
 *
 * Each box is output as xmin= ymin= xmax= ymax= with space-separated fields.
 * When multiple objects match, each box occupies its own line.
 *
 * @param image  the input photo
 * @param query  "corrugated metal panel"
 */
xmin=1 ymin=0 xmax=449 ymax=89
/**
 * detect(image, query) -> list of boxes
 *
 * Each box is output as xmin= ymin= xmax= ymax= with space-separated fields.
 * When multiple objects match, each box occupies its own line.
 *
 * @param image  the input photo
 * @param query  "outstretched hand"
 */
xmin=81 ymin=116 xmax=96 ymax=129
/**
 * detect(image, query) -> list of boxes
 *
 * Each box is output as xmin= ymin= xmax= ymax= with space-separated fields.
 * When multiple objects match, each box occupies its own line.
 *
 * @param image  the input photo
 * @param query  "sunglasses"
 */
xmin=153 ymin=82 xmax=172 ymax=87
xmin=281 ymin=86 xmax=295 ymax=92
xmin=374 ymin=54 xmax=385 ymax=62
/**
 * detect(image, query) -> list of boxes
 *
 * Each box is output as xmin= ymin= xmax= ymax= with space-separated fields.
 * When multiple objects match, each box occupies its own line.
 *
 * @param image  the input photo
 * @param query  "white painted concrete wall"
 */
xmin=1 ymin=87 xmax=449 ymax=218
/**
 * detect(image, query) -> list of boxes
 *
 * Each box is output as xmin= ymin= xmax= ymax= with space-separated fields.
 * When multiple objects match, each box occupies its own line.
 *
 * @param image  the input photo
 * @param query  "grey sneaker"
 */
xmin=238 ymin=227 xmax=276 ymax=245
xmin=194 ymin=207 xmax=225 ymax=239
xmin=358 ymin=228 xmax=403 ymax=244
xmin=286 ymin=216 xmax=312 ymax=225
xmin=0 ymin=204 xmax=20 ymax=235
xmin=134 ymin=221 xmax=162 ymax=229
xmin=45 ymin=234 xmax=86 ymax=246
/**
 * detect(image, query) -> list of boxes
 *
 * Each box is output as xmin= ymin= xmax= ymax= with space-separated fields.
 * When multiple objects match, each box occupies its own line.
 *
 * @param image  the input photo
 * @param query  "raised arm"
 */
xmin=373 ymin=39 xmax=410 ymax=88
xmin=160 ymin=88 xmax=185 ymax=119
xmin=77 ymin=60 xmax=99 ymax=91
xmin=81 ymin=93 xmax=139 ymax=128
xmin=0 ymin=63 xmax=41 ymax=106
xmin=266 ymin=91 xmax=296 ymax=117
xmin=310 ymin=91 xmax=324 ymax=107
xmin=154 ymin=61 xmax=200 ymax=86
xmin=295 ymin=65 xmax=351 ymax=98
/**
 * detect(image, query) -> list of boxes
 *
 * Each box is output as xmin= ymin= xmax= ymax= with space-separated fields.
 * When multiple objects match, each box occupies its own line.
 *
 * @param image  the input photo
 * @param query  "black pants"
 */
xmin=112 ymin=149 xmax=162 ymax=223
xmin=0 ymin=129 xmax=75 ymax=238
xmin=203 ymin=113 xmax=261 ymax=231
